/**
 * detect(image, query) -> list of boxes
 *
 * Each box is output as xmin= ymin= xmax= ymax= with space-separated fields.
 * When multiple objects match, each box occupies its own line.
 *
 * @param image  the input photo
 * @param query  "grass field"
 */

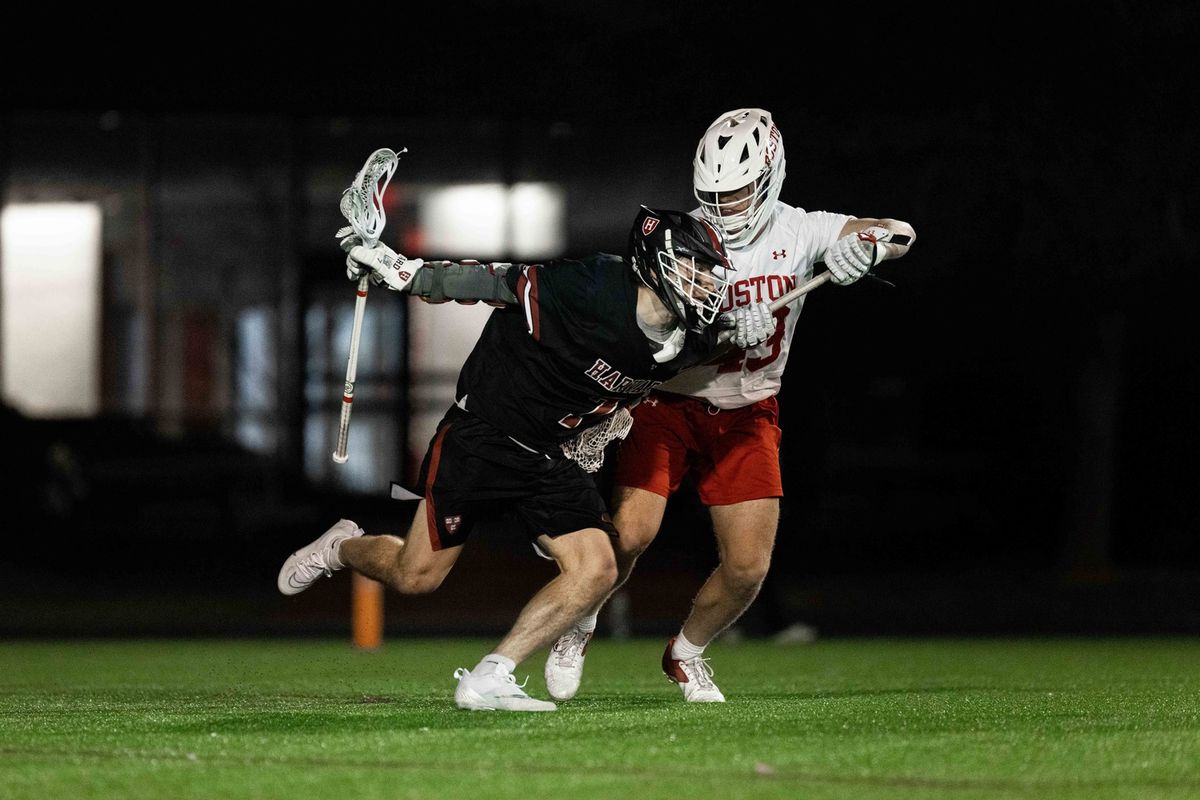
xmin=1 ymin=637 xmax=1198 ymax=799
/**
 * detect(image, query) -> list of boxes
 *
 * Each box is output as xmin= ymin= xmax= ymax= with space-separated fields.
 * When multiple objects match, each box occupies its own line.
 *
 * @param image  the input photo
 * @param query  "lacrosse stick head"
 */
xmin=340 ymin=147 xmax=405 ymax=247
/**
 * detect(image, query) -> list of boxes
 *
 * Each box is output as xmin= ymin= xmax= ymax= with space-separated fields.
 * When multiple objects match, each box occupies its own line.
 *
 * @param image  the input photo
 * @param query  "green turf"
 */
xmin=1 ymin=637 xmax=1198 ymax=799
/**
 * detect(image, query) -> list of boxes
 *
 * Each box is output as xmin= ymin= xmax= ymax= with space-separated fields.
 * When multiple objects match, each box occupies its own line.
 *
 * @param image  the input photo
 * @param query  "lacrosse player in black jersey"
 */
xmin=278 ymin=206 xmax=764 ymax=711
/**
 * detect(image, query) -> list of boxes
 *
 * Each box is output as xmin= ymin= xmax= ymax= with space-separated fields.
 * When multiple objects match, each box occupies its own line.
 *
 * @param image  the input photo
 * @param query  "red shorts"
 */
xmin=613 ymin=392 xmax=783 ymax=506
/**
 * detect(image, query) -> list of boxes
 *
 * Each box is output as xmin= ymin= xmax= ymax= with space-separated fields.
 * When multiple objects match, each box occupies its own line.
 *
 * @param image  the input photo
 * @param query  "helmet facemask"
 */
xmin=657 ymin=228 xmax=729 ymax=327
xmin=695 ymin=168 xmax=780 ymax=248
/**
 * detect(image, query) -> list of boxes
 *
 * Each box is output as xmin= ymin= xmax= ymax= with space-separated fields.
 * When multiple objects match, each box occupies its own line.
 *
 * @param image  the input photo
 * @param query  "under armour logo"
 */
xmin=444 ymin=515 xmax=462 ymax=534
xmin=643 ymin=396 xmax=659 ymax=406
xmin=772 ymin=249 xmax=787 ymax=260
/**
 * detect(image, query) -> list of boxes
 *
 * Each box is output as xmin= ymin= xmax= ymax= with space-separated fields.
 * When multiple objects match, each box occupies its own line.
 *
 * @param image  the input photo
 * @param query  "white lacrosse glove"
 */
xmin=824 ymin=231 xmax=884 ymax=286
xmin=720 ymin=302 xmax=777 ymax=349
xmin=336 ymin=226 xmax=423 ymax=292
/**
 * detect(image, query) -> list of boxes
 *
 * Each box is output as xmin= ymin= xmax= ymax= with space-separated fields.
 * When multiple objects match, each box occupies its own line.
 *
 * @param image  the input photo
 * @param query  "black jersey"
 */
xmin=453 ymin=254 xmax=715 ymax=453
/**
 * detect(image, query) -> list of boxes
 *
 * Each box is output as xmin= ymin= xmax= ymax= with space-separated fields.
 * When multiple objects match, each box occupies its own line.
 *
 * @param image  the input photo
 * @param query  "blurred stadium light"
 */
xmin=2 ymin=202 xmax=102 ymax=417
xmin=406 ymin=181 xmax=565 ymax=469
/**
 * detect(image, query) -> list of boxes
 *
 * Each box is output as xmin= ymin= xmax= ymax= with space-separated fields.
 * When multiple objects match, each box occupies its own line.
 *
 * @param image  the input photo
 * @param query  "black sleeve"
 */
xmin=504 ymin=259 xmax=599 ymax=342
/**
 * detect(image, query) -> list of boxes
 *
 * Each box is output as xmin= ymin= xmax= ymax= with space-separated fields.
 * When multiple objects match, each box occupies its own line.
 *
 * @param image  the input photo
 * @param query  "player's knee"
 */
xmin=614 ymin=521 xmax=657 ymax=559
xmin=389 ymin=567 xmax=445 ymax=595
xmin=722 ymin=554 xmax=772 ymax=593
xmin=578 ymin=549 xmax=619 ymax=596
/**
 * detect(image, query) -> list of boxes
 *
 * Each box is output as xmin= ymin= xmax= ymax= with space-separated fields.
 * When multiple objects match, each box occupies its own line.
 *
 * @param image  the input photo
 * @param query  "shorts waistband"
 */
xmin=646 ymin=391 xmax=775 ymax=416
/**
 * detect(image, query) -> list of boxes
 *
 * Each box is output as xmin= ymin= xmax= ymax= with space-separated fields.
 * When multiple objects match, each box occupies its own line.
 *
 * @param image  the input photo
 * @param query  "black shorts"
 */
xmin=410 ymin=405 xmax=618 ymax=551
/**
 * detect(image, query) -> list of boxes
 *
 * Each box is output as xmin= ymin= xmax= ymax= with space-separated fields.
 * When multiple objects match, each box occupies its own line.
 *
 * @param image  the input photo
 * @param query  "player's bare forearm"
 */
xmin=837 ymin=218 xmax=917 ymax=262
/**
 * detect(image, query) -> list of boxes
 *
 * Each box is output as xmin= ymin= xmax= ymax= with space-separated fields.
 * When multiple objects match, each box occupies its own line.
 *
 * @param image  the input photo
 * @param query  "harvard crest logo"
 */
xmin=444 ymin=515 xmax=463 ymax=534
xmin=642 ymin=217 xmax=660 ymax=235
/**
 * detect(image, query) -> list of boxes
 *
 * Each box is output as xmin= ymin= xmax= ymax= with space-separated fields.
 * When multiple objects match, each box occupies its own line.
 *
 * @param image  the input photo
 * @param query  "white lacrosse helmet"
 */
xmin=692 ymin=108 xmax=786 ymax=248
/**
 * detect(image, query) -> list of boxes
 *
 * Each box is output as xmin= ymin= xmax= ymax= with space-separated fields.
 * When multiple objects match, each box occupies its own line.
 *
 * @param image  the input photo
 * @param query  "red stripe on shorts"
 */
xmin=424 ymin=423 xmax=451 ymax=550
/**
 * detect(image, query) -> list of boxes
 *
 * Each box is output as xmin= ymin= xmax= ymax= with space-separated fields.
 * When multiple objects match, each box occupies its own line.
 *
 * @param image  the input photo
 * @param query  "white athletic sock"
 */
xmin=474 ymin=654 xmax=516 ymax=676
xmin=328 ymin=541 xmax=346 ymax=571
xmin=672 ymin=632 xmax=705 ymax=661
xmin=576 ymin=614 xmax=598 ymax=634
xmin=328 ymin=522 xmax=364 ymax=571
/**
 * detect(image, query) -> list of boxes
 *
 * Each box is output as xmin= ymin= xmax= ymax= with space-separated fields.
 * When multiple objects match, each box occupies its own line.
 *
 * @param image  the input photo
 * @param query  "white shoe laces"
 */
xmin=551 ymin=630 xmax=589 ymax=667
xmin=454 ymin=668 xmax=531 ymax=693
xmin=286 ymin=527 xmax=353 ymax=586
xmin=292 ymin=551 xmax=333 ymax=582
xmin=681 ymin=656 xmax=717 ymax=690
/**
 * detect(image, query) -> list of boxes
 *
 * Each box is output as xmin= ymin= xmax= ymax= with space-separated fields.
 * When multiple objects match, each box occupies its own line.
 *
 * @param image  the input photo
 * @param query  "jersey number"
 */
xmin=717 ymin=307 xmax=790 ymax=374
xmin=559 ymin=400 xmax=619 ymax=429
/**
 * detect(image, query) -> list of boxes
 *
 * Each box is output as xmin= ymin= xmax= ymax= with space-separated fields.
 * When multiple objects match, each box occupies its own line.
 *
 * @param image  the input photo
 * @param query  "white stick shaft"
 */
xmin=768 ymin=269 xmax=831 ymax=313
xmin=332 ymin=276 xmax=370 ymax=464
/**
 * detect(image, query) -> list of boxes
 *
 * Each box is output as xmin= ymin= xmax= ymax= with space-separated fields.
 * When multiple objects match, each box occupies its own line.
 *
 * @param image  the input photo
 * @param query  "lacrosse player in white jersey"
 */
xmin=545 ymin=108 xmax=916 ymax=703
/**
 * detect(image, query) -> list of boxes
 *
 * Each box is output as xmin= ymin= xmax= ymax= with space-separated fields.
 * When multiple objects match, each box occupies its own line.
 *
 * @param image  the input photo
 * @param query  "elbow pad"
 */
xmin=408 ymin=260 xmax=518 ymax=306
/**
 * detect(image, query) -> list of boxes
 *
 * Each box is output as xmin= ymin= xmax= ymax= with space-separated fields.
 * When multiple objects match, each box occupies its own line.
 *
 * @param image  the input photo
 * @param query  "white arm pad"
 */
xmin=860 ymin=225 xmax=915 ymax=262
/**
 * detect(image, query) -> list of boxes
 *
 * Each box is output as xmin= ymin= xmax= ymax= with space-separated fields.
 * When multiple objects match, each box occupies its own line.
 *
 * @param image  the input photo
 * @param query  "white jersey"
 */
xmin=659 ymin=204 xmax=852 ymax=409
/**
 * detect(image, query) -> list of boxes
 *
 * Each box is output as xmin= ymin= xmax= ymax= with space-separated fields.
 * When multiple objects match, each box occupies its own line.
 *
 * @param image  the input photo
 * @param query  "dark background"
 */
xmin=2 ymin=1 xmax=1198 ymax=638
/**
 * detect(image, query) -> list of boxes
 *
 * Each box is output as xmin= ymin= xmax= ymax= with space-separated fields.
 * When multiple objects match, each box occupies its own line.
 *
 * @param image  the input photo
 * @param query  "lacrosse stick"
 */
xmin=561 ymin=268 xmax=831 ymax=468
xmin=766 ymin=270 xmax=829 ymax=318
xmin=703 ymin=269 xmax=831 ymax=364
xmin=706 ymin=227 xmax=913 ymax=363
xmin=332 ymin=147 xmax=405 ymax=464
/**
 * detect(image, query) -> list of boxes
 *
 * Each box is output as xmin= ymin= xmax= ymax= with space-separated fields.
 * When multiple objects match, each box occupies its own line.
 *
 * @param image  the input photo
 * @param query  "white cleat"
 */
xmin=453 ymin=666 xmax=557 ymax=712
xmin=277 ymin=519 xmax=363 ymax=596
xmin=662 ymin=637 xmax=726 ymax=703
xmin=544 ymin=628 xmax=594 ymax=701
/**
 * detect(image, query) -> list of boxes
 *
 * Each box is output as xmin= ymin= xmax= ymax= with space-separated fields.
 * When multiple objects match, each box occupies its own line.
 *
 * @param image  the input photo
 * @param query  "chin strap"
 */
xmin=650 ymin=326 xmax=688 ymax=363
xmin=637 ymin=310 xmax=688 ymax=363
